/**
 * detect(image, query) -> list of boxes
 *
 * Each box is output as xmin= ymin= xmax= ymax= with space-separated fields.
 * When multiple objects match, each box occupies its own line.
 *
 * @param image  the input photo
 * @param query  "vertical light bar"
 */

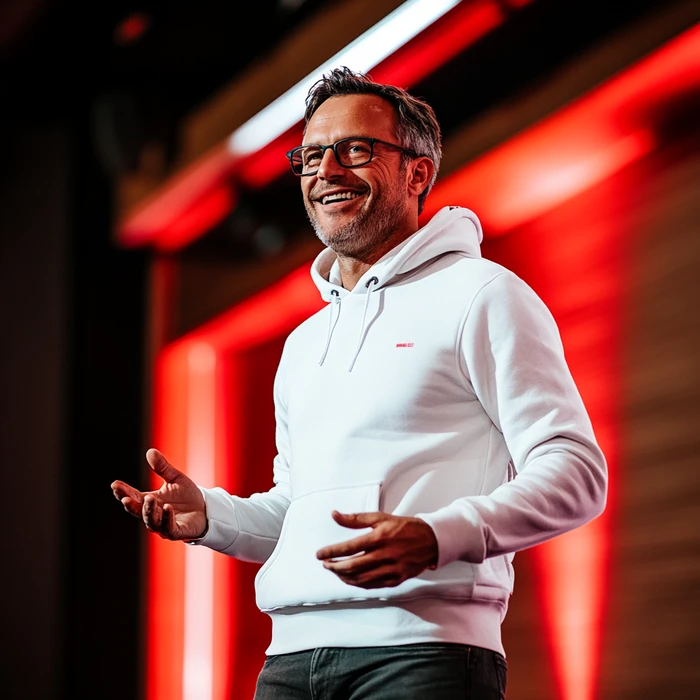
xmin=182 ymin=342 xmax=217 ymax=700
xmin=228 ymin=0 xmax=461 ymax=156
xmin=537 ymin=521 xmax=609 ymax=700
xmin=527 ymin=207 xmax=623 ymax=700
xmin=147 ymin=346 xmax=188 ymax=700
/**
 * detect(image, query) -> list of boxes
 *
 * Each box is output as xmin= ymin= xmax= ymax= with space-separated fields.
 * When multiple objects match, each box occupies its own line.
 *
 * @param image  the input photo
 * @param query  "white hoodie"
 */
xmin=193 ymin=206 xmax=607 ymax=656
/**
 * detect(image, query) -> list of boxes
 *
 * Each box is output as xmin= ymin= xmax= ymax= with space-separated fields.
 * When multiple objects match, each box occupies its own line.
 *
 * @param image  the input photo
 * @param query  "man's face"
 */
xmin=301 ymin=94 xmax=412 ymax=258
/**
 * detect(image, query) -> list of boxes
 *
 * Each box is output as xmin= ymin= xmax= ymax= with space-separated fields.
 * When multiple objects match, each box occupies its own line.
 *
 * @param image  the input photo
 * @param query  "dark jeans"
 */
xmin=253 ymin=643 xmax=507 ymax=699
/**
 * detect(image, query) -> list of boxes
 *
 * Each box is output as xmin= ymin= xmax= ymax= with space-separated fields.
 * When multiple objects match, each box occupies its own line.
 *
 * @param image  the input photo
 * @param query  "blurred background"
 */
xmin=1 ymin=0 xmax=699 ymax=698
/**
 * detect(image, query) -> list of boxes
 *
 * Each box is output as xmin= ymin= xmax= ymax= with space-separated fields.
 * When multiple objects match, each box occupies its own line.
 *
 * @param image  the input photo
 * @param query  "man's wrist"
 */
xmin=184 ymin=520 xmax=209 ymax=543
xmin=416 ymin=516 xmax=439 ymax=570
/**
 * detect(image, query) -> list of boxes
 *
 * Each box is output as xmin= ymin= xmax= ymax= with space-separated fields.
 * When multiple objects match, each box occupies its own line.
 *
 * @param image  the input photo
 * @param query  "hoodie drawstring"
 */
xmin=318 ymin=290 xmax=341 ymax=366
xmin=348 ymin=276 xmax=379 ymax=372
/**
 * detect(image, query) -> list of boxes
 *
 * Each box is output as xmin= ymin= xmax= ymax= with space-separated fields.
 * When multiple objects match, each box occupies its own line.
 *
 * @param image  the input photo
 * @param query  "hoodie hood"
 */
xmin=309 ymin=206 xmax=483 ymax=371
xmin=310 ymin=206 xmax=483 ymax=301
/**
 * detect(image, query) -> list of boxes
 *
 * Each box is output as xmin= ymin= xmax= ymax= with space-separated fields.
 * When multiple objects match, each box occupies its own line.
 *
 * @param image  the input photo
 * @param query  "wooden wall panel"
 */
xmin=600 ymin=135 xmax=700 ymax=699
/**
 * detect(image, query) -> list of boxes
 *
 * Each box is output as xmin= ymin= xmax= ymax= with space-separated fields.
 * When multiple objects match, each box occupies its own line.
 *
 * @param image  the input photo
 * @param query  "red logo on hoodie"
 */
xmin=396 ymin=343 xmax=414 ymax=348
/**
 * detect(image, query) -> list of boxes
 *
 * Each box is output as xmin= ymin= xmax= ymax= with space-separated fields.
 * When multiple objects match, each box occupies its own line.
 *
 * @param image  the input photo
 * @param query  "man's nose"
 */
xmin=316 ymin=147 xmax=345 ymax=180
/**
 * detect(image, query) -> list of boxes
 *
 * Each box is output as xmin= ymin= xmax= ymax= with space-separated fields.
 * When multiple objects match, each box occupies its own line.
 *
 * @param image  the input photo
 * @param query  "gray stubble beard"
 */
xmin=304 ymin=184 xmax=407 ymax=261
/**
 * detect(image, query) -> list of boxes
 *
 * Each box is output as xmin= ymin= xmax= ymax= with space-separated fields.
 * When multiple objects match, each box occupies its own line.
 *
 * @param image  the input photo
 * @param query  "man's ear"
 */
xmin=407 ymin=156 xmax=434 ymax=197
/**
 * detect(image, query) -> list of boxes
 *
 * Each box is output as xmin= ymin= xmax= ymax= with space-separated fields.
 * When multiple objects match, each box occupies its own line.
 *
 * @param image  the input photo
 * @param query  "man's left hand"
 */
xmin=316 ymin=511 xmax=439 ymax=589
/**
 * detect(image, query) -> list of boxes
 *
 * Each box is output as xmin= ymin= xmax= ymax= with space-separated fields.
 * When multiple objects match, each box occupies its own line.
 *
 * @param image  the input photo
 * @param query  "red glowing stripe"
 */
xmin=422 ymin=23 xmax=700 ymax=230
xmin=534 ymin=267 xmax=621 ymax=700
xmin=118 ymin=147 xmax=235 ymax=249
xmin=537 ymin=522 xmax=609 ymax=700
xmin=370 ymin=0 xmax=503 ymax=86
xmin=236 ymin=131 xmax=302 ymax=190
xmin=147 ymin=347 xmax=189 ymax=700
xmin=426 ymin=129 xmax=655 ymax=231
xmin=211 ymin=359 xmax=238 ymax=700
xmin=155 ymin=186 xmax=235 ymax=253
xmin=183 ymin=264 xmax=324 ymax=351
xmin=182 ymin=343 xmax=217 ymax=699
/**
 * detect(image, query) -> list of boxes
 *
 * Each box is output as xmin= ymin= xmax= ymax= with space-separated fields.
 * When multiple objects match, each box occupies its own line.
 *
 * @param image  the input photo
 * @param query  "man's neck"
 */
xmin=335 ymin=225 xmax=417 ymax=290
xmin=335 ymin=257 xmax=372 ymax=291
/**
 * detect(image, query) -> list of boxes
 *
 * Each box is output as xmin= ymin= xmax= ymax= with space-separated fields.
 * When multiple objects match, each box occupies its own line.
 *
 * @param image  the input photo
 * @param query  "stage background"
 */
xmin=1 ymin=1 xmax=698 ymax=698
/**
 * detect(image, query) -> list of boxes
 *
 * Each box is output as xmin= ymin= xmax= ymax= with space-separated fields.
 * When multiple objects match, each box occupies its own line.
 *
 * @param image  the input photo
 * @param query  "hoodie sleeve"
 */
xmin=417 ymin=271 xmax=607 ymax=567
xmin=187 ymin=343 xmax=292 ymax=563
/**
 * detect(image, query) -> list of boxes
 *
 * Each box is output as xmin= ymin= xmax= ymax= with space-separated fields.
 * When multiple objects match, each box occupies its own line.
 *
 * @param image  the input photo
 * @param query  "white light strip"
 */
xmin=183 ymin=343 xmax=217 ymax=700
xmin=228 ymin=0 xmax=461 ymax=156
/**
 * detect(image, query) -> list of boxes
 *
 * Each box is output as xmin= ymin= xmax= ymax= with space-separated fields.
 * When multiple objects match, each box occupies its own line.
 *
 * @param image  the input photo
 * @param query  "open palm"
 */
xmin=111 ymin=448 xmax=207 ymax=541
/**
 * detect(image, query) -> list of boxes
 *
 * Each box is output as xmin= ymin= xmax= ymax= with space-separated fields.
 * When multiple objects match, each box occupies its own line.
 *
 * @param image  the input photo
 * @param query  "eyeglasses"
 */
xmin=286 ymin=136 xmax=420 ymax=177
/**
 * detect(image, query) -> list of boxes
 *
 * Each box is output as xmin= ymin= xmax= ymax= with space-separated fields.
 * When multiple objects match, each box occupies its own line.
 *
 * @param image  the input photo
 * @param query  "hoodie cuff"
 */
xmin=415 ymin=499 xmax=487 ymax=568
xmin=185 ymin=486 xmax=241 ymax=552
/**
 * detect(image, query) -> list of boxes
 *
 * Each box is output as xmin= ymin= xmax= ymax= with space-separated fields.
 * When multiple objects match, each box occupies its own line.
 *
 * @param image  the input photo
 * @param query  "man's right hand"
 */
xmin=111 ymin=448 xmax=208 ymax=541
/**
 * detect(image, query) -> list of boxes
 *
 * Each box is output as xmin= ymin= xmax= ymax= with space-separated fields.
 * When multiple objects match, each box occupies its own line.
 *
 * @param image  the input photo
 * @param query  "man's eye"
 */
xmin=304 ymin=151 xmax=322 ymax=165
xmin=348 ymin=143 xmax=370 ymax=154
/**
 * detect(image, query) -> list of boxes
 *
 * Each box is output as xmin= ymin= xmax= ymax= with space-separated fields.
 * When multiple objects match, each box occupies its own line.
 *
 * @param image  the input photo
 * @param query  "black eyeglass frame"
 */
xmin=285 ymin=137 xmax=421 ymax=177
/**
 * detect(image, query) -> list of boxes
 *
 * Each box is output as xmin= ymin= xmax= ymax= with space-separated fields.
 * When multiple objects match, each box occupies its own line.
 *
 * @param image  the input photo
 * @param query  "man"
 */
xmin=112 ymin=67 xmax=607 ymax=699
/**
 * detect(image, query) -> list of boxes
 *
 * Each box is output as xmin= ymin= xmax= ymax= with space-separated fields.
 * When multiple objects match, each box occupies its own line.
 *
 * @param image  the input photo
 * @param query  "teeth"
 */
xmin=321 ymin=191 xmax=361 ymax=205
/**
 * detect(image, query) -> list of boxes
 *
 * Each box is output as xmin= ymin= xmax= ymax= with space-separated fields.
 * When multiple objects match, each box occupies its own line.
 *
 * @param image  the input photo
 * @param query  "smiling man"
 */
xmin=112 ymin=67 xmax=607 ymax=699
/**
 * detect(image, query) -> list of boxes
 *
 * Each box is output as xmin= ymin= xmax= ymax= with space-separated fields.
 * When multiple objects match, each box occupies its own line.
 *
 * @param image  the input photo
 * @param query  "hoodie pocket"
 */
xmin=255 ymin=481 xmax=382 ymax=612
xmin=254 ymin=481 xmax=477 ymax=613
xmin=472 ymin=554 xmax=515 ymax=604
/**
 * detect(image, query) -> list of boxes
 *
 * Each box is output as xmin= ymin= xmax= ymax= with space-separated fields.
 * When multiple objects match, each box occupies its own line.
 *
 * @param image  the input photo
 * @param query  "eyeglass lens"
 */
xmin=291 ymin=138 xmax=374 ymax=175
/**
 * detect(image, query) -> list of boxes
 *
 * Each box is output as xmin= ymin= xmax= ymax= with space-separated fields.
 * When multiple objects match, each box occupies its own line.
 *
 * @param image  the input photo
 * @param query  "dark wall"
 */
xmin=60 ymin=111 xmax=149 ymax=700
xmin=0 ymin=112 xmax=149 ymax=699
xmin=0 ymin=122 xmax=69 ymax=700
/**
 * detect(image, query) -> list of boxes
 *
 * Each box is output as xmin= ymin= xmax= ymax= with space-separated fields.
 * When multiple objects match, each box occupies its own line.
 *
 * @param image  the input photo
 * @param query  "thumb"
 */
xmin=146 ymin=448 xmax=185 ymax=484
xmin=332 ymin=510 xmax=385 ymax=528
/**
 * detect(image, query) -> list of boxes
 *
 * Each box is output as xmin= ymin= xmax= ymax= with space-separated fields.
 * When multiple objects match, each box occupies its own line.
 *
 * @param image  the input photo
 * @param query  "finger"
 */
xmin=333 ymin=564 xmax=403 ymax=590
xmin=120 ymin=496 xmax=144 ymax=518
xmin=331 ymin=511 xmax=386 ymax=528
xmin=143 ymin=494 xmax=163 ymax=532
xmin=161 ymin=504 xmax=179 ymax=539
xmin=111 ymin=480 xmax=143 ymax=503
xmin=146 ymin=448 xmax=185 ymax=485
xmin=317 ymin=532 xmax=378 ymax=561
xmin=352 ymin=572 xmax=403 ymax=589
xmin=322 ymin=551 xmax=387 ymax=576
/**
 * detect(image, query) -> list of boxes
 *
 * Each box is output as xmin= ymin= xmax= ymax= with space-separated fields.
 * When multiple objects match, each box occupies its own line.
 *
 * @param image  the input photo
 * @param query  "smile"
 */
xmin=318 ymin=191 xmax=364 ymax=206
